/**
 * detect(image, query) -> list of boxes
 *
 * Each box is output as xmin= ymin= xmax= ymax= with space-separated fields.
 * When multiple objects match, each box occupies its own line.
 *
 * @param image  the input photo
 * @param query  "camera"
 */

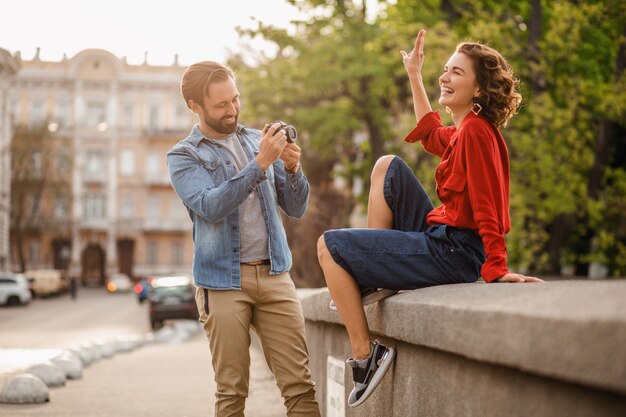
xmin=268 ymin=121 xmax=298 ymax=143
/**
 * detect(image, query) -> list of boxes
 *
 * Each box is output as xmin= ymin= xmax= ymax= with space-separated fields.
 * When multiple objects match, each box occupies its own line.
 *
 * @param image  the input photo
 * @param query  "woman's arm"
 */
xmin=401 ymin=30 xmax=432 ymax=123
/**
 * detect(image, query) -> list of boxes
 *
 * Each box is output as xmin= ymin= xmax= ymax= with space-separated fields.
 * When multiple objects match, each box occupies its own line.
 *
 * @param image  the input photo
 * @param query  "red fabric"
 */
xmin=404 ymin=111 xmax=511 ymax=282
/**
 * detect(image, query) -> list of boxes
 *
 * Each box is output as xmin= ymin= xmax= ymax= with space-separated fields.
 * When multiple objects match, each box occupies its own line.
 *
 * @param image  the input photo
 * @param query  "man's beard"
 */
xmin=202 ymin=109 xmax=239 ymax=135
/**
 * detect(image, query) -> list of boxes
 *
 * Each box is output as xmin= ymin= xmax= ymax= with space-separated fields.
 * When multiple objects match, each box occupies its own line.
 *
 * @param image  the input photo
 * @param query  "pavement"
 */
xmin=0 ymin=323 xmax=286 ymax=417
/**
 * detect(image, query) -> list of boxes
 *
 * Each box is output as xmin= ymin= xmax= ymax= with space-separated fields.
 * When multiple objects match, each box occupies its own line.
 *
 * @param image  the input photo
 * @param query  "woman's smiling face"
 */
xmin=438 ymin=52 xmax=479 ymax=115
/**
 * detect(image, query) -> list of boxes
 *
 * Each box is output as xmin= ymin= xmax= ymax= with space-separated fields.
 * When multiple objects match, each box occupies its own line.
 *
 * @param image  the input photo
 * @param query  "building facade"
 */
xmin=7 ymin=48 xmax=196 ymax=284
xmin=0 ymin=48 xmax=20 ymax=272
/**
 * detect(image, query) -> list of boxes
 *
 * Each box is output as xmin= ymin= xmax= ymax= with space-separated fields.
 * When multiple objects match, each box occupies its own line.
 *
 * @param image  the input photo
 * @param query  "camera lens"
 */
xmin=285 ymin=126 xmax=297 ymax=143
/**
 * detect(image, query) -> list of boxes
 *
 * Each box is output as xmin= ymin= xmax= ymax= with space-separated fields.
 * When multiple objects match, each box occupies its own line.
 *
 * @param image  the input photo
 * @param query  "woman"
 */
xmin=317 ymin=30 xmax=543 ymax=408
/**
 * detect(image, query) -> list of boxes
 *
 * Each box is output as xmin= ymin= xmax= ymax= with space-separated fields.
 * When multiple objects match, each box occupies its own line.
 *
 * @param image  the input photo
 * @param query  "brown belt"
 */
xmin=241 ymin=259 xmax=271 ymax=266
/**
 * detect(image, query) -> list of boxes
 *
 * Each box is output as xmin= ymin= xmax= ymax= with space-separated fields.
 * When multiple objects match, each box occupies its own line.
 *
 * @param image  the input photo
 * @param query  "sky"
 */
xmin=0 ymin=0 xmax=308 ymax=66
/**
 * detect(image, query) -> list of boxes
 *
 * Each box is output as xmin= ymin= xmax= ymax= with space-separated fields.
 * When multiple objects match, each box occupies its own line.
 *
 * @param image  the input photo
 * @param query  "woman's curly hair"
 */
xmin=456 ymin=42 xmax=522 ymax=127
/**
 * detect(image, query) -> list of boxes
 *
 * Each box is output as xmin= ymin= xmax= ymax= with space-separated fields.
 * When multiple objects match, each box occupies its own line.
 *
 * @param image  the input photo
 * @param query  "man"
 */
xmin=167 ymin=61 xmax=321 ymax=417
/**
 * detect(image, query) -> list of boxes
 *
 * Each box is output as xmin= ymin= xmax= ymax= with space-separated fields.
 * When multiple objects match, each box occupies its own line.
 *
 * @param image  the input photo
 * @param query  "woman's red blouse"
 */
xmin=404 ymin=111 xmax=511 ymax=282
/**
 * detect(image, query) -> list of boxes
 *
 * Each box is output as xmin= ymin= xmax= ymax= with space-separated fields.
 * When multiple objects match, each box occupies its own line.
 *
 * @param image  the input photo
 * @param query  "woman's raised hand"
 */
xmin=400 ymin=29 xmax=426 ymax=77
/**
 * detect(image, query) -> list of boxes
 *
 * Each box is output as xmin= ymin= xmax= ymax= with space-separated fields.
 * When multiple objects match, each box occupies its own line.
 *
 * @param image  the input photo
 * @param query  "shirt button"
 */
xmin=226 ymin=161 xmax=231 ymax=165
xmin=233 ymin=249 xmax=238 ymax=253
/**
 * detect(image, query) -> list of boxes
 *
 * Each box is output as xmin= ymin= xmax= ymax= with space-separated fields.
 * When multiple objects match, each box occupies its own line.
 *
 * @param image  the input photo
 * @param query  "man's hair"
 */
xmin=180 ymin=61 xmax=235 ymax=109
xmin=456 ymin=42 xmax=522 ymax=127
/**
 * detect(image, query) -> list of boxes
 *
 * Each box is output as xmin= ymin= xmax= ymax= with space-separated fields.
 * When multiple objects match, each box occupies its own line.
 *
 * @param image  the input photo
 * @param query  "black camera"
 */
xmin=270 ymin=121 xmax=298 ymax=143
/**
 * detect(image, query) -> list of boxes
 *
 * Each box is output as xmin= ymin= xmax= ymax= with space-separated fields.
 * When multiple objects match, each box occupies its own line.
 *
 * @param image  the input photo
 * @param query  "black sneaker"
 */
xmin=329 ymin=288 xmax=399 ymax=311
xmin=346 ymin=341 xmax=395 ymax=407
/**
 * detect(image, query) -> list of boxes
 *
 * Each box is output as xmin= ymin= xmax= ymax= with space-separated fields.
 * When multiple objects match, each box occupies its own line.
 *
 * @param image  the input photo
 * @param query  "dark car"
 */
xmin=148 ymin=275 xmax=198 ymax=330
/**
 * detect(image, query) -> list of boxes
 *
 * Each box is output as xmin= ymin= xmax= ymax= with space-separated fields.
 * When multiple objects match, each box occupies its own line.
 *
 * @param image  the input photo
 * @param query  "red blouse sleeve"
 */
xmin=404 ymin=111 xmax=457 ymax=157
xmin=461 ymin=121 xmax=510 ymax=282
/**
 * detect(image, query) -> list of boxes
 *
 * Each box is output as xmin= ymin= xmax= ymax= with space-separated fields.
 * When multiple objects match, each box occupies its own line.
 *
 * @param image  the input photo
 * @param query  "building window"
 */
xmin=146 ymin=152 xmax=161 ymax=177
xmin=149 ymin=104 xmax=159 ymax=132
xmin=54 ymin=196 xmax=68 ymax=220
xmin=146 ymin=240 xmax=158 ymax=264
xmin=120 ymin=196 xmax=134 ymax=219
xmin=57 ymin=149 xmax=71 ymax=175
xmin=28 ymin=241 xmax=40 ymax=266
xmin=84 ymin=194 xmax=106 ymax=220
xmin=121 ymin=103 xmax=134 ymax=129
xmin=146 ymin=195 xmax=159 ymax=220
xmin=55 ymin=100 xmax=71 ymax=127
xmin=120 ymin=150 xmax=135 ymax=176
xmin=171 ymin=197 xmax=186 ymax=219
xmin=85 ymin=101 xmax=107 ymax=128
xmin=171 ymin=241 xmax=183 ymax=265
xmin=32 ymin=151 xmax=43 ymax=178
xmin=9 ymin=100 xmax=18 ymax=122
xmin=30 ymin=101 xmax=45 ymax=125
xmin=176 ymin=104 xmax=190 ymax=128
xmin=85 ymin=150 xmax=105 ymax=177
xmin=27 ymin=194 xmax=39 ymax=219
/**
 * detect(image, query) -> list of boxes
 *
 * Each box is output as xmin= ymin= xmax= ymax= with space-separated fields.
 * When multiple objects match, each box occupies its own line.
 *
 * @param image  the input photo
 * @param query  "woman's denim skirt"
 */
xmin=323 ymin=156 xmax=486 ymax=290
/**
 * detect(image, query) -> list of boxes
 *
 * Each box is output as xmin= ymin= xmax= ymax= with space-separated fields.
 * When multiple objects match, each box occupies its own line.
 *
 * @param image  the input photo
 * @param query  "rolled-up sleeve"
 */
xmin=272 ymin=160 xmax=309 ymax=219
xmin=404 ymin=111 xmax=457 ymax=157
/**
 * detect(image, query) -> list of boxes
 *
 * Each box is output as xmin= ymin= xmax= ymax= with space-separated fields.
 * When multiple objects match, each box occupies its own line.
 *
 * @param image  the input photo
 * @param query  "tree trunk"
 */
xmin=587 ymin=26 xmax=626 ymax=199
xmin=544 ymin=214 xmax=575 ymax=275
xmin=14 ymin=220 xmax=26 ymax=273
xmin=527 ymin=0 xmax=546 ymax=93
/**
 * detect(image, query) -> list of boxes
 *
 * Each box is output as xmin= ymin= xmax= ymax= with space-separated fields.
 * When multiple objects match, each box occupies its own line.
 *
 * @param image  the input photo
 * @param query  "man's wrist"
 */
xmin=285 ymin=161 xmax=301 ymax=174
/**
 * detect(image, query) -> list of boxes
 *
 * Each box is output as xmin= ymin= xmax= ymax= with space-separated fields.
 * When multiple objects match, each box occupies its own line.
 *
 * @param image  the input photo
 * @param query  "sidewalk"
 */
xmin=0 ymin=326 xmax=285 ymax=417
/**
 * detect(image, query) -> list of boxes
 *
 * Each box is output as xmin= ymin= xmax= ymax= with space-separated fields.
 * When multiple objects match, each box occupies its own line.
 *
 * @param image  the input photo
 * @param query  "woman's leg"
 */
xmin=367 ymin=155 xmax=395 ymax=229
xmin=317 ymin=235 xmax=371 ymax=359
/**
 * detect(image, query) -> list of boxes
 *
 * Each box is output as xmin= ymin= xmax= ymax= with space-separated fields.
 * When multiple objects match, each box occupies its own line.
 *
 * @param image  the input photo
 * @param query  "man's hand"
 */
xmin=495 ymin=273 xmax=545 ymax=283
xmin=256 ymin=122 xmax=288 ymax=171
xmin=281 ymin=142 xmax=302 ymax=173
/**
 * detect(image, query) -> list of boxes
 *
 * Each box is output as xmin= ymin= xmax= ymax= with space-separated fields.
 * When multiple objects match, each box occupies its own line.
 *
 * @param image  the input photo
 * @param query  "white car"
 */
xmin=106 ymin=273 xmax=132 ymax=293
xmin=0 ymin=273 xmax=32 ymax=306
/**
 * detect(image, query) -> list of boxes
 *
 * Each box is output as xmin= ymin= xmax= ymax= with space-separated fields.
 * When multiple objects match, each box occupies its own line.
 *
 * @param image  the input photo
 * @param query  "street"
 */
xmin=0 ymin=288 xmax=285 ymax=416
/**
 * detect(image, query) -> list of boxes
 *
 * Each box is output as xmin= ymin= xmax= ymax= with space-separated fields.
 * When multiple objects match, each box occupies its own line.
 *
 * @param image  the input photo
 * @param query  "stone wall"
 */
xmin=299 ymin=280 xmax=626 ymax=417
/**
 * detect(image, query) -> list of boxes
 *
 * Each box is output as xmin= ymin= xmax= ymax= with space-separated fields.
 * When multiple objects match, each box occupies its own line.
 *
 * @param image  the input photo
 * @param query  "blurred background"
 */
xmin=0 ymin=0 xmax=624 ymax=295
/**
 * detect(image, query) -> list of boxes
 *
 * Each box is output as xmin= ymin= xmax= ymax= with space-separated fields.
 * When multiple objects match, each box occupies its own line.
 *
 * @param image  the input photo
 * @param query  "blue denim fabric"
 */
xmin=324 ymin=156 xmax=485 ymax=290
xmin=167 ymin=124 xmax=309 ymax=290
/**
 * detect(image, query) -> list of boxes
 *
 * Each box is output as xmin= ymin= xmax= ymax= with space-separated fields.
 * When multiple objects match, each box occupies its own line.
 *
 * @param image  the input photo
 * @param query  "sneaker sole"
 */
xmin=348 ymin=347 xmax=396 ymax=407
xmin=329 ymin=289 xmax=399 ymax=311
xmin=361 ymin=289 xmax=399 ymax=306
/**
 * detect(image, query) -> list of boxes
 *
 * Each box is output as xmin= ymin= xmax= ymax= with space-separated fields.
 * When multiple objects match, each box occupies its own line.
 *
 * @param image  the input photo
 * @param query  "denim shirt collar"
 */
xmin=188 ymin=124 xmax=248 ymax=147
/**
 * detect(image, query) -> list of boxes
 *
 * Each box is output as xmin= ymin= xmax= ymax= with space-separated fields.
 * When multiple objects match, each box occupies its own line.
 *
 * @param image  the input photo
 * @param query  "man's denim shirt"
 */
xmin=167 ymin=124 xmax=309 ymax=290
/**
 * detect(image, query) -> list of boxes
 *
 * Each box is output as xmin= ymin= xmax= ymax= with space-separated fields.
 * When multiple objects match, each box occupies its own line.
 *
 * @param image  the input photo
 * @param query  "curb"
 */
xmin=0 ymin=321 xmax=201 ymax=404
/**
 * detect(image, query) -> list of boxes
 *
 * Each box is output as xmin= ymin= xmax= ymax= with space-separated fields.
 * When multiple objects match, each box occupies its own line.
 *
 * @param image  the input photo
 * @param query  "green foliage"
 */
xmin=228 ymin=0 xmax=625 ymax=278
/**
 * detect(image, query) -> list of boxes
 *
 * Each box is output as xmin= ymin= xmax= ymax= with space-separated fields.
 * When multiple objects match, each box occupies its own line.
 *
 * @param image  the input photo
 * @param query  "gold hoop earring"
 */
xmin=471 ymin=98 xmax=482 ymax=115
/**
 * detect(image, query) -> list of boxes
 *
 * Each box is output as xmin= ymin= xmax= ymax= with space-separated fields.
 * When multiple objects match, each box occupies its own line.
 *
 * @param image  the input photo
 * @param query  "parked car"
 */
xmin=0 ymin=273 xmax=32 ymax=306
xmin=148 ymin=274 xmax=198 ymax=330
xmin=106 ymin=273 xmax=132 ymax=293
xmin=23 ymin=269 xmax=66 ymax=297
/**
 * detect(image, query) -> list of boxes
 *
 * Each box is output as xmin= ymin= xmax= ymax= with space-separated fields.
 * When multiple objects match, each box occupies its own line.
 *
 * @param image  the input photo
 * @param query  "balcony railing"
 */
xmin=144 ymin=172 xmax=171 ymax=186
xmin=143 ymin=218 xmax=190 ymax=232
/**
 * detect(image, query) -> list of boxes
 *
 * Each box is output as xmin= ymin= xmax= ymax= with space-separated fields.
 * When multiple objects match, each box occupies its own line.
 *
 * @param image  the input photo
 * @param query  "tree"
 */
xmin=228 ymin=0 xmax=626 ymax=280
xmin=10 ymin=123 xmax=73 ymax=272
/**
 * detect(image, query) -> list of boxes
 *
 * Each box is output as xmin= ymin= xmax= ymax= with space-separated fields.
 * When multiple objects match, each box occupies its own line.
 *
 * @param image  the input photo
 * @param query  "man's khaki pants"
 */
xmin=195 ymin=264 xmax=321 ymax=417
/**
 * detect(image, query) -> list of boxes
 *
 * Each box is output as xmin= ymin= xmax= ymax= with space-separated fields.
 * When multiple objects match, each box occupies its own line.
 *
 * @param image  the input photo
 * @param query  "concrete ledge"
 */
xmin=299 ymin=280 xmax=626 ymax=416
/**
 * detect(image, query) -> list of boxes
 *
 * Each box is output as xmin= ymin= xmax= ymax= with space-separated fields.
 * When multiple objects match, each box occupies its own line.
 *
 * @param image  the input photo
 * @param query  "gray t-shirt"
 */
xmin=219 ymin=134 xmax=269 ymax=262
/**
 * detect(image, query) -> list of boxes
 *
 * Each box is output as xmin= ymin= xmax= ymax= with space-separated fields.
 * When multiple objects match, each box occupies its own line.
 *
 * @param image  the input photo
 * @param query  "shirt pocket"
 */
xmin=442 ymin=172 xmax=467 ymax=192
xmin=202 ymin=159 xmax=225 ymax=184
